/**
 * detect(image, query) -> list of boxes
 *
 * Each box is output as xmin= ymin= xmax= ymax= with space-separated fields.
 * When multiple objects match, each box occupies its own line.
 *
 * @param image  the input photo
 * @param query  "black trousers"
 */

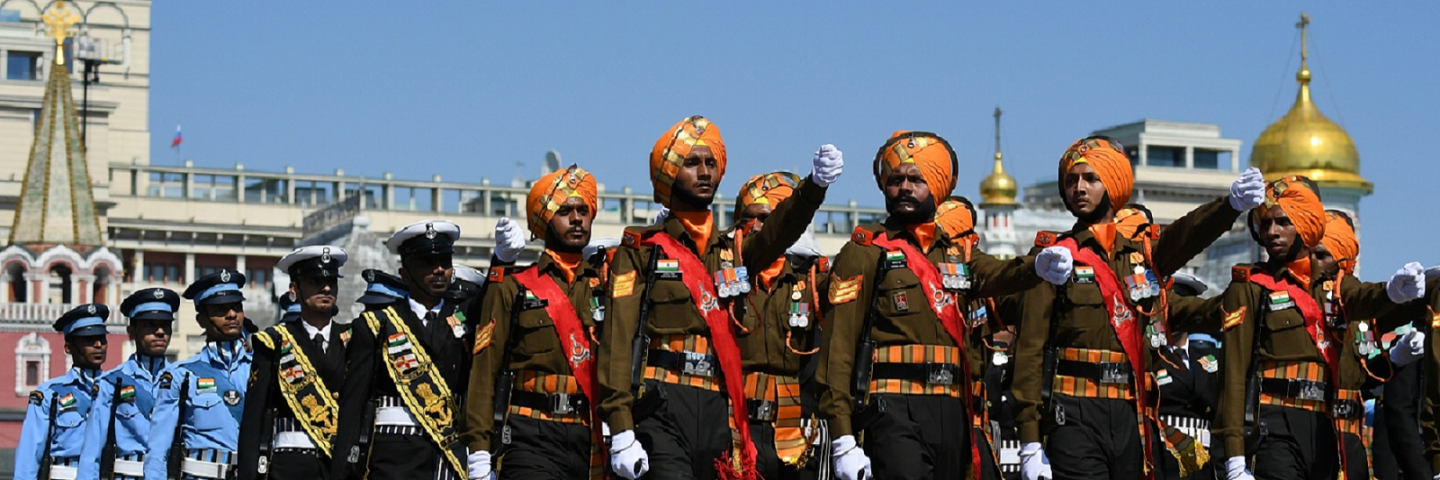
xmin=751 ymin=420 xmax=817 ymax=480
xmin=497 ymin=416 xmax=593 ymax=480
xmin=1374 ymin=359 xmax=1429 ymax=480
xmin=267 ymin=449 xmax=329 ymax=480
xmin=364 ymin=433 xmax=461 ymax=480
xmin=636 ymin=381 xmax=732 ymax=480
xmin=1250 ymin=406 xmax=1338 ymax=480
xmin=1341 ymin=432 xmax=1369 ymax=480
xmin=1151 ymin=431 xmax=1217 ymax=480
xmin=864 ymin=393 xmax=971 ymax=480
xmin=1043 ymin=395 xmax=1146 ymax=480
xmin=975 ymin=426 xmax=1001 ymax=480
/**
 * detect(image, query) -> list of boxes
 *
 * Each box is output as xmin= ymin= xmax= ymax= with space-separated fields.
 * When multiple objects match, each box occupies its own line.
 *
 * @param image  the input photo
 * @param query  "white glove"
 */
xmin=811 ymin=144 xmax=844 ymax=188
xmin=493 ymin=217 xmax=527 ymax=263
xmin=653 ymin=206 xmax=670 ymax=225
xmin=1035 ymin=247 xmax=1074 ymax=285
xmin=1386 ymin=262 xmax=1426 ymax=304
xmin=831 ymin=435 xmax=872 ymax=480
xmin=1228 ymin=167 xmax=1267 ymax=211
xmin=609 ymin=430 xmax=649 ymax=480
xmin=1391 ymin=329 xmax=1427 ymax=366
xmin=467 ymin=450 xmax=493 ymax=480
xmin=1019 ymin=442 xmax=1052 ymax=480
xmin=1225 ymin=456 xmax=1253 ymax=480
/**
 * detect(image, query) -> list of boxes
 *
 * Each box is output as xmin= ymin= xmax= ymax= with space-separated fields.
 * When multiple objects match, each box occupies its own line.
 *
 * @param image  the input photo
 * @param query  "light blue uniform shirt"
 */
xmin=144 ymin=340 xmax=251 ymax=480
xmin=15 ymin=366 xmax=101 ymax=480
xmin=77 ymin=354 xmax=167 ymax=479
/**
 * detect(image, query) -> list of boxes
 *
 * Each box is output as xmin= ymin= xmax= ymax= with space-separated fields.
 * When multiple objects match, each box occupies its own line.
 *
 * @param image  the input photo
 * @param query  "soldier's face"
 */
xmin=1311 ymin=244 xmax=1338 ymax=276
xmin=1064 ymin=163 xmax=1112 ymax=223
xmin=292 ymin=276 xmax=338 ymax=316
xmin=547 ymin=196 xmax=594 ymax=252
xmin=401 ymin=253 xmax=454 ymax=299
xmin=128 ymin=319 xmax=172 ymax=357
xmin=740 ymin=203 xmax=772 ymax=231
xmin=1256 ymin=207 xmax=1301 ymax=261
xmin=65 ymin=335 xmax=107 ymax=369
xmin=671 ymin=147 xmax=719 ymax=208
xmin=884 ymin=163 xmax=934 ymax=223
xmin=198 ymin=303 xmax=245 ymax=340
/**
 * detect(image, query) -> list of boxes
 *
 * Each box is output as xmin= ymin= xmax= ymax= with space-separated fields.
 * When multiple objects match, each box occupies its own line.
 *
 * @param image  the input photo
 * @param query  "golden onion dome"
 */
xmin=979 ymin=152 xmax=1018 ymax=207
xmin=1250 ymin=13 xmax=1372 ymax=194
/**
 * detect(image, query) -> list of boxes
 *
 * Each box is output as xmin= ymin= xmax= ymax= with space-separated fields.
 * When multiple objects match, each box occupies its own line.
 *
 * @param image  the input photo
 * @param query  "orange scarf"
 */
xmin=1088 ymin=222 xmax=1118 ymax=259
xmin=546 ymin=250 xmax=583 ymax=285
xmin=906 ymin=222 xmax=938 ymax=254
xmin=758 ymin=258 xmax=786 ymax=291
xmin=1287 ymin=257 xmax=1313 ymax=289
xmin=673 ymin=209 xmax=714 ymax=253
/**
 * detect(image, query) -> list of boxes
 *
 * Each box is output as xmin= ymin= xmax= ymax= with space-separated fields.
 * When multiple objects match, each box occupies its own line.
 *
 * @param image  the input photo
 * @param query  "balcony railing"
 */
xmin=0 ymin=302 xmax=126 ymax=327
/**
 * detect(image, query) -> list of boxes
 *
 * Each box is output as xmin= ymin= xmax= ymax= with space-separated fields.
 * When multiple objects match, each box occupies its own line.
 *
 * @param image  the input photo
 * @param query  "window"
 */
xmin=147 ymin=263 xmax=182 ymax=284
xmin=6 ymin=51 xmax=39 ymax=80
xmin=246 ymin=267 xmax=271 ymax=288
xmin=1146 ymin=146 xmax=1185 ymax=168
xmin=148 ymin=172 xmax=185 ymax=198
xmin=15 ymin=332 xmax=50 ymax=395
xmin=1193 ymin=149 xmax=1230 ymax=170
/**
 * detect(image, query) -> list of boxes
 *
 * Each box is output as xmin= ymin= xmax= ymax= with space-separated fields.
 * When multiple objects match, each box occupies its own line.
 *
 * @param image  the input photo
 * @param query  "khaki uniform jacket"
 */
xmin=816 ymin=220 xmax=1041 ymax=438
xmin=1216 ymin=266 xmax=1395 ymax=457
xmin=1012 ymin=196 xmax=1240 ymax=443
xmin=462 ymin=252 xmax=606 ymax=451
xmin=597 ymin=179 xmax=827 ymax=433
xmin=737 ymin=256 xmax=828 ymax=377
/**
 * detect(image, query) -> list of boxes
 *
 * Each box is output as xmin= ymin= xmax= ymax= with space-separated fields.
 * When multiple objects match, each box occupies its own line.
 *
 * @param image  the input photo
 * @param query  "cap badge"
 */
xmin=153 ymin=289 xmax=165 ymax=299
xmin=364 ymin=270 xmax=375 ymax=282
xmin=425 ymin=223 xmax=437 ymax=239
xmin=87 ymin=304 xmax=96 ymax=314
xmin=220 ymin=270 xmax=232 ymax=282
xmin=322 ymin=247 xmax=332 ymax=263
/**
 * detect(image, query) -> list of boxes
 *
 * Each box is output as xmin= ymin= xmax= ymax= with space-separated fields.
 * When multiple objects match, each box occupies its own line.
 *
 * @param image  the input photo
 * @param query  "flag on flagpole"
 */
xmin=171 ymin=124 xmax=183 ymax=148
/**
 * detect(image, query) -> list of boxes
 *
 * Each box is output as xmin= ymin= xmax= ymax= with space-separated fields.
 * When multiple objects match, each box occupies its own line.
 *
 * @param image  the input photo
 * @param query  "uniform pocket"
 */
xmin=876 ymin=270 xmax=923 ymax=317
xmin=647 ymin=281 xmax=695 ymax=329
xmin=515 ymin=309 xmax=559 ymax=355
xmin=189 ymin=393 xmax=229 ymax=431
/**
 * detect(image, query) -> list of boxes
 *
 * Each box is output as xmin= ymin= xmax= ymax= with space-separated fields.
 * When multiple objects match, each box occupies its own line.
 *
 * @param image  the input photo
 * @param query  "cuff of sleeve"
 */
xmin=1225 ymin=437 xmax=1246 ymax=462
xmin=828 ymin=415 xmax=852 ymax=438
xmin=606 ymin=412 xmax=634 ymax=434
xmin=1020 ymin=421 xmax=1040 ymax=444
xmin=799 ymin=177 xmax=827 ymax=203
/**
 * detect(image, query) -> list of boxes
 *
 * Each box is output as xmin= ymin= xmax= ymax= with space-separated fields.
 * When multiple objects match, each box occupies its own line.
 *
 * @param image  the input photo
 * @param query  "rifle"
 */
xmin=167 ymin=372 xmax=190 ymax=480
xmin=100 ymin=378 xmax=122 ymax=480
xmin=629 ymin=247 xmax=663 ymax=399
xmin=850 ymin=253 xmax=892 ymax=432
xmin=256 ymin=403 xmax=276 ymax=477
xmin=1040 ymin=283 xmax=1068 ymax=415
xmin=1243 ymin=289 xmax=1268 ymax=456
xmin=348 ymin=327 xmax=383 ymax=473
xmin=491 ymin=290 xmax=527 ymax=448
xmin=38 ymin=389 xmax=58 ymax=480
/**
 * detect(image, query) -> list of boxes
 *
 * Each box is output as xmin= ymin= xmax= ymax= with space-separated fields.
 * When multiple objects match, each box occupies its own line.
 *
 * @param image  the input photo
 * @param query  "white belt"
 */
xmin=375 ymin=405 xmax=418 ymax=426
xmin=181 ymin=458 xmax=233 ymax=479
xmin=1160 ymin=415 xmax=1212 ymax=448
xmin=48 ymin=464 xmax=77 ymax=480
xmin=113 ymin=459 xmax=145 ymax=477
xmin=275 ymin=431 xmax=318 ymax=450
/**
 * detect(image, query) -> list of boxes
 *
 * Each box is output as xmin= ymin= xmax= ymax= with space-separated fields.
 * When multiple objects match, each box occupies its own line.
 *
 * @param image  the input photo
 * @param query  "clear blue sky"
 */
xmin=149 ymin=2 xmax=1439 ymax=281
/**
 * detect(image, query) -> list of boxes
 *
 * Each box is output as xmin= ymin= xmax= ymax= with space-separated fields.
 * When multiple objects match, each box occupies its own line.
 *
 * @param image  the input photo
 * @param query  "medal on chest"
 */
xmin=1145 ymin=318 xmax=1168 ymax=349
xmin=1323 ymin=286 xmax=1344 ymax=330
xmin=788 ymin=284 xmax=810 ymax=328
xmin=589 ymin=294 xmax=605 ymax=322
xmin=1124 ymin=269 xmax=1160 ymax=303
xmin=968 ymin=304 xmax=988 ymax=329
xmin=714 ymin=264 xmax=750 ymax=299
xmin=1355 ymin=321 xmax=1378 ymax=359
xmin=938 ymin=262 xmax=971 ymax=291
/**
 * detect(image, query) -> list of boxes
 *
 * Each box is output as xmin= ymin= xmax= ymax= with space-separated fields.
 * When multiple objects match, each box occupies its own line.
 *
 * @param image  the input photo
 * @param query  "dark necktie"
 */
xmin=424 ymin=311 xmax=437 ymax=327
xmin=314 ymin=333 xmax=326 ymax=353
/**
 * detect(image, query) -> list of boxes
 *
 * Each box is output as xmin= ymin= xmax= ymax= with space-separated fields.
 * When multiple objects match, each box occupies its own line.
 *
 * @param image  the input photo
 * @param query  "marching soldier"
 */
xmin=598 ymin=116 xmax=841 ymax=480
xmin=15 ymin=304 xmax=111 ymax=480
xmin=1152 ymin=272 xmax=1222 ymax=480
xmin=462 ymin=165 xmax=608 ymax=479
xmin=1314 ymin=210 xmax=1383 ymax=480
xmin=147 ymin=269 xmax=255 ymax=480
xmin=1012 ymin=137 xmax=1267 ymax=480
xmin=729 ymin=171 xmax=831 ymax=480
xmin=358 ymin=269 xmax=409 ymax=312
xmin=78 ymin=289 xmax=179 ymax=480
xmin=1216 ymin=176 xmax=1425 ymax=480
xmin=332 ymin=220 xmax=473 ymax=480
xmin=1372 ymin=269 xmax=1435 ymax=480
xmin=1417 ymin=267 xmax=1440 ymax=478
xmin=817 ymin=131 xmax=1073 ymax=480
xmin=449 ymin=266 xmax=487 ymax=304
xmin=239 ymin=246 xmax=350 ymax=480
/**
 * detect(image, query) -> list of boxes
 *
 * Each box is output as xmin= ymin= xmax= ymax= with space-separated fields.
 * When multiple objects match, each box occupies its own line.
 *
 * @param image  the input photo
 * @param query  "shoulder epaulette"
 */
xmin=253 ymin=330 xmax=275 ymax=350
xmin=1148 ymin=225 xmax=1162 ymax=240
xmin=29 ymin=390 xmax=42 ymax=406
xmin=487 ymin=266 xmax=506 ymax=284
xmin=816 ymin=256 xmax=831 ymax=274
xmin=851 ymin=225 xmax=881 ymax=247
xmin=1035 ymin=231 xmax=1059 ymax=247
xmin=1231 ymin=265 xmax=1252 ymax=283
xmin=621 ymin=227 xmax=647 ymax=249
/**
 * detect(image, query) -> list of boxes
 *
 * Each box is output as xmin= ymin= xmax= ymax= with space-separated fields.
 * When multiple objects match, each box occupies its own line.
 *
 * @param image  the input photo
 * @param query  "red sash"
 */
xmin=1246 ymin=271 xmax=1336 ymax=375
xmin=1055 ymin=237 xmax=1155 ymax=479
xmin=871 ymin=232 xmax=982 ymax=479
xmin=643 ymin=232 xmax=759 ymax=480
xmin=512 ymin=267 xmax=599 ymax=406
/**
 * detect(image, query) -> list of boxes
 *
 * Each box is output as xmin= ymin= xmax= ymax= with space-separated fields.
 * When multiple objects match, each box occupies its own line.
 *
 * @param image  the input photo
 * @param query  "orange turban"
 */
xmin=1058 ymin=137 xmax=1133 ymax=212
xmin=872 ymin=131 xmax=958 ymax=207
xmin=527 ymin=165 xmax=598 ymax=240
xmin=650 ymin=116 xmax=727 ymax=206
xmin=934 ymin=196 xmax=977 ymax=239
xmin=733 ymin=171 xmax=800 ymax=221
xmin=1114 ymin=204 xmax=1153 ymax=241
xmin=1253 ymin=176 xmax=1325 ymax=249
xmin=1321 ymin=210 xmax=1358 ymax=275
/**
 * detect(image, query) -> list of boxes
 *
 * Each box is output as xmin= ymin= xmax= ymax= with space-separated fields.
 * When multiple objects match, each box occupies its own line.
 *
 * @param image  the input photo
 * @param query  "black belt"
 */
xmin=510 ymin=390 xmax=589 ymax=416
xmin=1259 ymin=378 xmax=1328 ymax=402
xmin=647 ymin=350 xmax=718 ymax=377
xmin=871 ymin=362 xmax=961 ymax=386
xmin=747 ymin=399 xmax=776 ymax=422
xmin=1056 ymin=360 xmax=1132 ymax=385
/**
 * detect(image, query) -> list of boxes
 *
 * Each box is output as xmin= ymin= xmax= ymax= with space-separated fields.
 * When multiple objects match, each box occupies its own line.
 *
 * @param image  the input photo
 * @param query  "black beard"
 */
xmin=1069 ymin=192 xmax=1114 ymax=225
xmin=887 ymin=196 xmax=937 ymax=225
xmin=546 ymin=224 xmax=588 ymax=254
xmin=671 ymin=183 xmax=714 ymax=209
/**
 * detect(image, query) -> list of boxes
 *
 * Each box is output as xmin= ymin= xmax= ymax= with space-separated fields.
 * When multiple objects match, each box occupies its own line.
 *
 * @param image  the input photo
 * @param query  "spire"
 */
xmin=9 ymin=1 xmax=103 ymax=247
xmin=979 ymin=106 xmax=1018 ymax=207
xmin=1296 ymin=12 xmax=1311 ymax=104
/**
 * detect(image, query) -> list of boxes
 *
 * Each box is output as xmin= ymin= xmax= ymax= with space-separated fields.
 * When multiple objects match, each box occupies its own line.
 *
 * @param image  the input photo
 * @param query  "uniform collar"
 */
xmin=126 ymin=353 xmax=167 ymax=380
xmin=301 ymin=320 xmax=332 ymax=342
xmin=408 ymin=297 xmax=444 ymax=322
xmin=537 ymin=249 xmax=598 ymax=283
xmin=1068 ymin=224 xmax=1138 ymax=261
xmin=662 ymin=214 xmax=726 ymax=256
xmin=70 ymin=365 xmax=101 ymax=390
xmin=204 ymin=338 xmax=249 ymax=369
xmin=881 ymin=218 xmax=950 ymax=254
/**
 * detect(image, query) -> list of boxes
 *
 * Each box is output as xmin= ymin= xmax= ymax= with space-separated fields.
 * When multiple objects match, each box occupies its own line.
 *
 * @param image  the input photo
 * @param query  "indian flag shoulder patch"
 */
xmin=58 ymin=393 xmax=76 ymax=409
xmin=1075 ymin=266 xmax=1095 ymax=282
xmin=1156 ymin=369 xmax=1173 ymax=386
xmin=885 ymin=251 xmax=905 ymax=262
xmin=656 ymin=259 xmax=680 ymax=272
xmin=119 ymin=385 xmax=136 ymax=401
xmin=197 ymin=378 xmax=217 ymax=394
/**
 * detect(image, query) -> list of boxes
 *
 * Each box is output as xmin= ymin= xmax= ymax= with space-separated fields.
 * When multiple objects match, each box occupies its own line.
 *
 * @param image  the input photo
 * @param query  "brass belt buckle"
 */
xmin=1298 ymin=381 xmax=1326 ymax=402
xmin=550 ymin=393 xmax=575 ymax=415
xmin=927 ymin=363 xmax=954 ymax=386
xmin=682 ymin=352 xmax=713 ymax=377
